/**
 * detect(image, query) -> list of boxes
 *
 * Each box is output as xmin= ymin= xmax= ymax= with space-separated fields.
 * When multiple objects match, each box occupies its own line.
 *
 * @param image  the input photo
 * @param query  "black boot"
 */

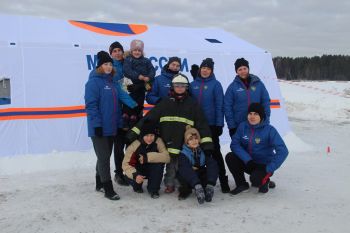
xmin=178 ymin=185 xmax=192 ymax=200
xmin=269 ymin=180 xmax=276 ymax=189
xmin=95 ymin=176 xmax=104 ymax=192
xmin=229 ymin=182 xmax=249 ymax=196
xmin=103 ymin=180 xmax=120 ymax=200
xmin=219 ymin=175 xmax=230 ymax=193
xmin=114 ymin=174 xmax=129 ymax=186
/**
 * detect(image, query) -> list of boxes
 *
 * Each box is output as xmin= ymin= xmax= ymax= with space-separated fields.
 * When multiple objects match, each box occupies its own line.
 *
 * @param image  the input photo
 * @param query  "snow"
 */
xmin=1 ymin=81 xmax=350 ymax=233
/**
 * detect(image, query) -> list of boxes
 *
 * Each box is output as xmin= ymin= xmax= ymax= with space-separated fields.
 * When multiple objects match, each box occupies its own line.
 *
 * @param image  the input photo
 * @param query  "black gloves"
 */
xmin=127 ymin=84 xmax=136 ymax=93
xmin=127 ymin=83 xmax=145 ymax=93
xmin=94 ymin=127 xmax=103 ymax=137
xmin=250 ymin=169 xmax=267 ymax=187
xmin=210 ymin=126 xmax=223 ymax=137
xmin=229 ymin=128 xmax=236 ymax=137
xmin=215 ymin=126 xmax=223 ymax=136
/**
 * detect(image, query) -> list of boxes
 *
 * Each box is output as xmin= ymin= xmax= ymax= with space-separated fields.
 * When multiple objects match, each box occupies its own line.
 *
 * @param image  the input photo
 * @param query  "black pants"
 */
xmin=126 ymin=163 xmax=165 ymax=193
xmin=225 ymin=152 xmax=252 ymax=186
xmin=92 ymin=136 xmax=115 ymax=183
xmin=177 ymin=167 xmax=209 ymax=189
xmin=210 ymin=126 xmax=226 ymax=181
xmin=113 ymin=129 xmax=127 ymax=176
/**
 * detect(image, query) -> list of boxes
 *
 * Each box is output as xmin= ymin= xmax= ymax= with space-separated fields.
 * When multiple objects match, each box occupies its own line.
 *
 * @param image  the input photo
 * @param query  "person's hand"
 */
xmin=138 ymin=75 xmax=145 ymax=81
xmin=135 ymin=175 xmax=145 ymax=184
xmin=138 ymin=154 xmax=147 ymax=164
xmin=94 ymin=127 xmax=103 ymax=137
xmin=215 ymin=126 xmax=223 ymax=136
xmin=229 ymin=128 xmax=236 ymax=137
xmin=127 ymin=84 xmax=136 ymax=92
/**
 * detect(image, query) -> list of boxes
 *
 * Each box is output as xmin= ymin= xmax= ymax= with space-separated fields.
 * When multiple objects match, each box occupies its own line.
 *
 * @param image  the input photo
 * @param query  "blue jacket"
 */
xmin=190 ymin=74 xmax=224 ymax=126
xmin=123 ymin=55 xmax=155 ymax=84
xmin=180 ymin=144 xmax=206 ymax=167
xmin=89 ymin=60 xmax=124 ymax=128
xmin=85 ymin=70 xmax=137 ymax=137
xmin=146 ymin=68 xmax=175 ymax=104
xmin=231 ymin=120 xmax=288 ymax=173
xmin=178 ymin=144 xmax=218 ymax=187
xmin=112 ymin=59 xmax=124 ymax=82
xmin=224 ymin=74 xmax=271 ymax=129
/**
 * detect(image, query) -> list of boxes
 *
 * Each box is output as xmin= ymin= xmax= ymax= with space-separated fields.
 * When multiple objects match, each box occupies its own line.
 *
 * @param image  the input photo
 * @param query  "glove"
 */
xmin=229 ymin=128 xmax=236 ymax=137
xmin=94 ymin=127 xmax=103 ymax=137
xmin=250 ymin=169 xmax=266 ymax=187
xmin=246 ymin=160 xmax=258 ymax=173
xmin=127 ymin=84 xmax=136 ymax=93
xmin=138 ymin=154 xmax=148 ymax=164
xmin=215 ymin=126 xmax=223 ymax=136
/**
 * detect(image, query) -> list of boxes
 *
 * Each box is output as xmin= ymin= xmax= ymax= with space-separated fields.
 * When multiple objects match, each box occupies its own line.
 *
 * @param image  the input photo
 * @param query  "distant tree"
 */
xmin=272 ymin=55 xmax=350 ymax=81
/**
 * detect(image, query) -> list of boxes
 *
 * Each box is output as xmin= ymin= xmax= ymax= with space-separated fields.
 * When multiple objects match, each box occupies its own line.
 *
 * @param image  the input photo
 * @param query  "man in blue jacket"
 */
xmin=225 ymin=103 xmax=288 ymax=195
xmin=146 ymin=57 xmax=181 ymax=105
xmin=190 ymin=58 xmax=229 ymax=193
xmin=224 ymin=58 xmax=271 ymax=137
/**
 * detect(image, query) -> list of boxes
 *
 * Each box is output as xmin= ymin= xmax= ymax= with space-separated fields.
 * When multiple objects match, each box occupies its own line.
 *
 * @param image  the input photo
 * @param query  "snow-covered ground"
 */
xmin=1 ymin=81 xmax=350 ymax=233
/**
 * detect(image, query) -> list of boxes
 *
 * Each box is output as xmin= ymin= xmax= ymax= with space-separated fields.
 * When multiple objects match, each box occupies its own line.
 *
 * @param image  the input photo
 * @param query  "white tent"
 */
xmin=0 ymin=14 xmax=290 ymax=157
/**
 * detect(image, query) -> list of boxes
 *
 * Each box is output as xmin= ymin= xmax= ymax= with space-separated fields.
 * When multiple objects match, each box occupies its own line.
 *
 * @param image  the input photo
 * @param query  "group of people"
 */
xmin=84 ymin=39 xmax=289 ymax=204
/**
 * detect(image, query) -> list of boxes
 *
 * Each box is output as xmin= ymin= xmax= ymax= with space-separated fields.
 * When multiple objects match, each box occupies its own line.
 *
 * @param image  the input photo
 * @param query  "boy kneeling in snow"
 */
xmin=122 ymin=120 xmax=170 ymax=198
xmin=226 ymin=103 xmax=288 ymax=195
xmin=177 ymin=125 xmax=218 ymax=204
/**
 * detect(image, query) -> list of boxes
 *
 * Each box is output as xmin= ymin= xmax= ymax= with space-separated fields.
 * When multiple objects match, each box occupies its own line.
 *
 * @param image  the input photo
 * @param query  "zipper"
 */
xmin=249 ymin=127 xmax=255 ymax=155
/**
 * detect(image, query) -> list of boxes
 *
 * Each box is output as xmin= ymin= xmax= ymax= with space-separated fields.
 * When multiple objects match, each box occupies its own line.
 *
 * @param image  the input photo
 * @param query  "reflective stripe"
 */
xmin=131 ymin=127 xmax=140 ymax=135
xmin=160 ymin=116 xmax=194 ymax=126
xmin=168 ymin=148 xmax=181 ymax=155
xmin=201 ymin=137 xmax=213 ymax=143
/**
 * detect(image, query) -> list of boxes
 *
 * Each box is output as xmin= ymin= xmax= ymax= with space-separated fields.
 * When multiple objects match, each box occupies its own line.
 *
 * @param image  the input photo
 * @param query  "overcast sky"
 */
xmin=1 ymin=0 xmax=349 ymax=57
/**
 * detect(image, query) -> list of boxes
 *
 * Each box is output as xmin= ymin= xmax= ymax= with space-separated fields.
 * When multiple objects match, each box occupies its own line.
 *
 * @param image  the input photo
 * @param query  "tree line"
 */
xmin=273 ymin=55 xmax=350 ymax=81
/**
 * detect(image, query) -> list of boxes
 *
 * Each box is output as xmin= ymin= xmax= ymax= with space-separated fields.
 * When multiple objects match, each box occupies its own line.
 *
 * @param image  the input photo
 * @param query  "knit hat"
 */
xmin=234 ymin=58 xmax=249 ymax=72
xmin=200 ymin=58 xmax=214 ymax=71
xmin=130 ymin=39 xmax=144 ymax=52
xmin=109 ymin=41 xmax=124 ymax=54
xmin=248 ymin=103 xmax=265 ymax=120
xmin=96 ymin=51 xmax=113 ymax=68
xmin=140 ymin=120 xmax=157 ymax=138
xmin=184 ymin=125 xmax=201 ymax=145
xmin=167 ymin=56 xmax=181 ymax=66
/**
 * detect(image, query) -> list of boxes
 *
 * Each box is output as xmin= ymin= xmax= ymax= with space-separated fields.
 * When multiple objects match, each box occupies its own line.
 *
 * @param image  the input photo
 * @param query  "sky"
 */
xmin=0 ymin=0 xmax=349 ymax=57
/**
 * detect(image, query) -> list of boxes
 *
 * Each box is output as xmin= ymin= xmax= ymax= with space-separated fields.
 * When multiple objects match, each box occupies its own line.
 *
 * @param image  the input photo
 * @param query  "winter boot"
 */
xmin=259 ymin=180 xmax=270 ymax=193
xmin=269 ymin=180 xmax=276 ymax=189
xmin=219 ymin=175 xmax=230 ymax=193
xmin=114 ymin=174 xmax=129 ymax=186
xmin=229 ymin=182 xmax=250 ymax=196
xmin=95 ymin=176 xmax=104 ymax=192
xmin=178 ymin=185 xmax=192 ymax=200
xmin=205 ymin=185 xmax=215 ymax=202
xmin=133 ymin=183 xmax=144 ymax=193
xmin=103 ymin=180 xmax=120 ymax=200
xmin=149 ymin=191 xmax=160 ymax=199
xmin=194 ymin=184 xmax=205 ymax=204
xmin=164 ymin=185 xmax=175 ymax=194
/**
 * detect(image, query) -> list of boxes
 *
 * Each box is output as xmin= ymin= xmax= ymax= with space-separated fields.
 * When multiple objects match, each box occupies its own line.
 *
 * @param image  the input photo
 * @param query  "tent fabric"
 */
xmin=0 ymin=14 xmax=290 ymax=157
